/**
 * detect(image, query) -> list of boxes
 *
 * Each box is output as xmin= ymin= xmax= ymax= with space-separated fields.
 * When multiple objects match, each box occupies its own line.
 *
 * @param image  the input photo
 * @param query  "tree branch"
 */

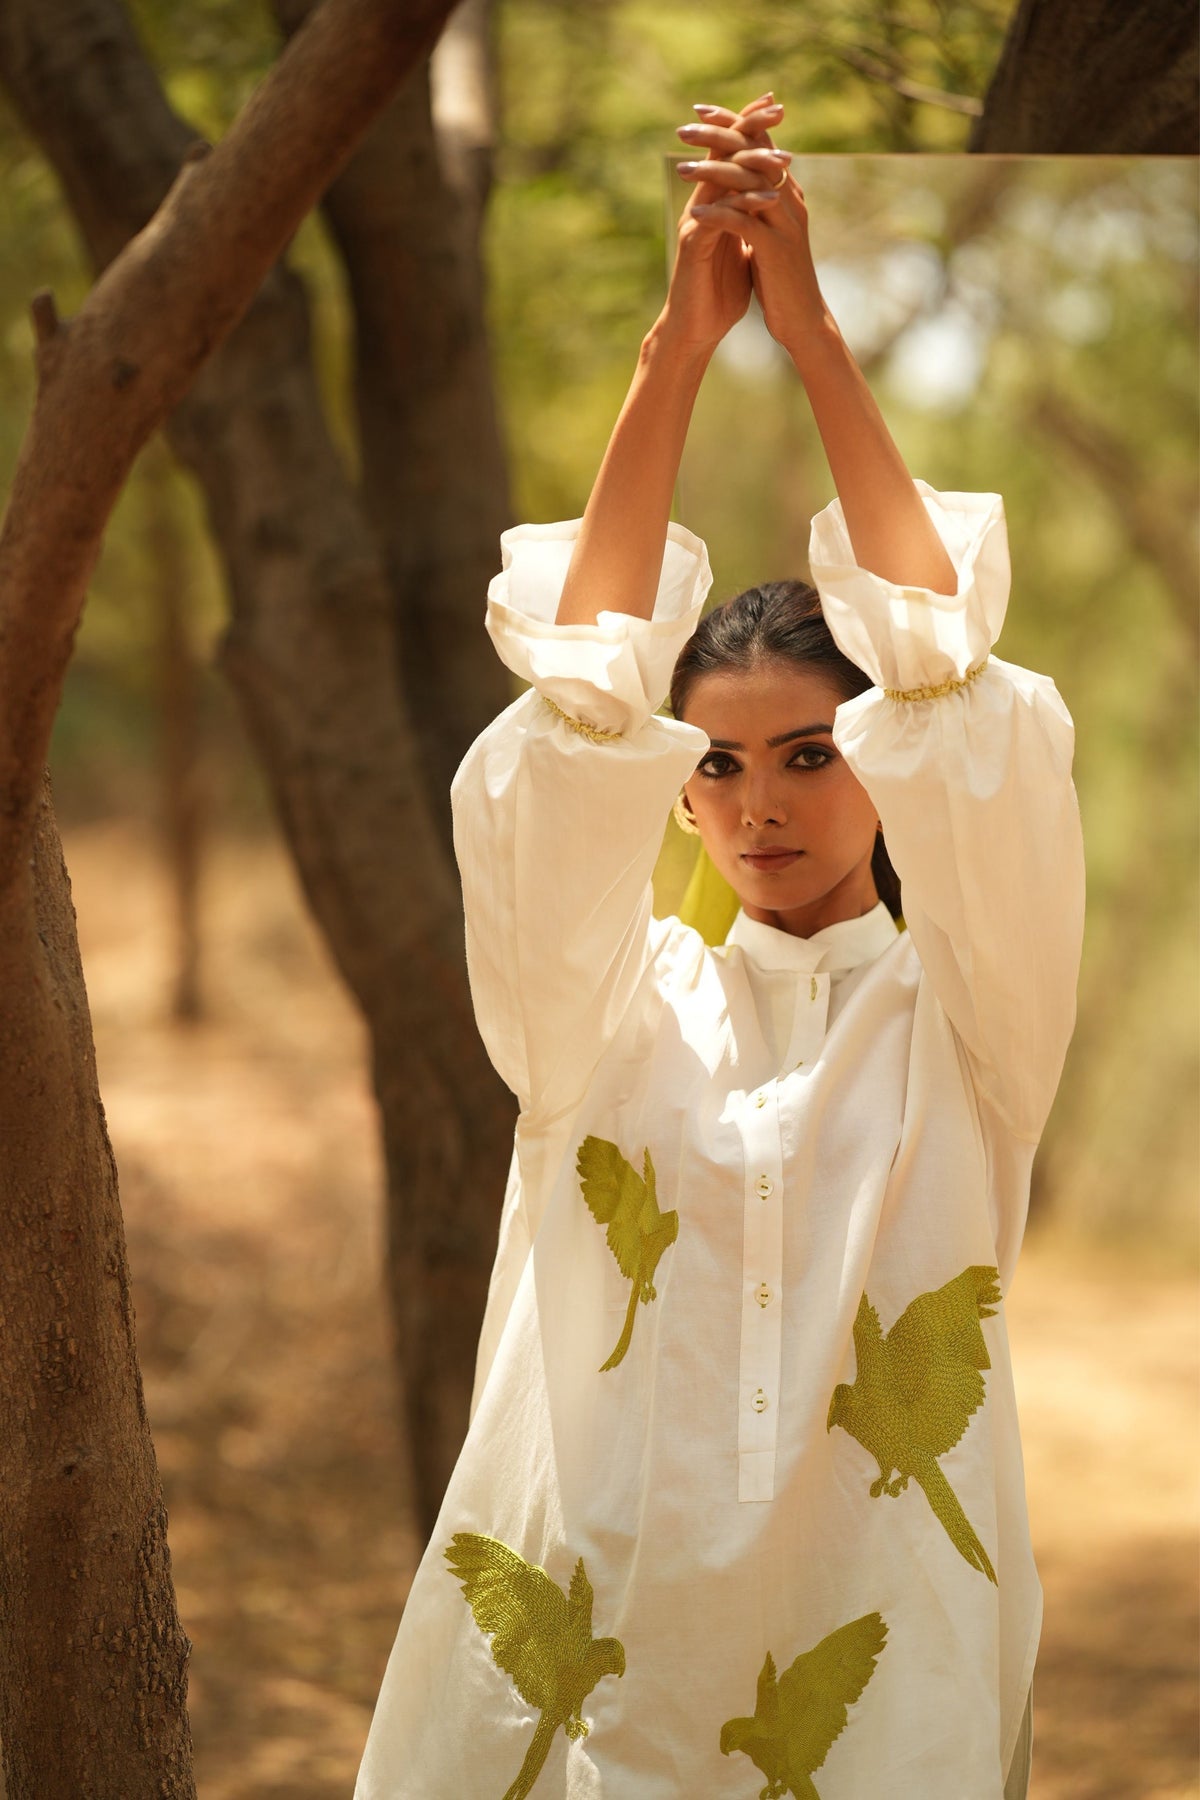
xmin=830 ymin=40 xmax=984 ymax=116
xmin=1027 ymin=387 xmax=1199 ymax=651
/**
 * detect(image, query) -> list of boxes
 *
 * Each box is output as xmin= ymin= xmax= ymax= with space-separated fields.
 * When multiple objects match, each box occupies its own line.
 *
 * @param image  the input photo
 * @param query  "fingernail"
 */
xmin=771 ymin=150 xmax=794 ymax=162
xmin=676 ymin=124 xmax=705 ymax=139
xmin=676 ymin=161 xmax=699 ymax=174
xmin=693 ymin=103 xmax=720 ymax=115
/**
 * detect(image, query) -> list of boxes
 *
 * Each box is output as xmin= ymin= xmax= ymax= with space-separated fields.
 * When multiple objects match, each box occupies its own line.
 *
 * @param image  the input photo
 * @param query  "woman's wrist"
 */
xmin=645 ymin=305 xmax=723 ymax=372
xmin=778 ymin=308 xmax=845 ymax=382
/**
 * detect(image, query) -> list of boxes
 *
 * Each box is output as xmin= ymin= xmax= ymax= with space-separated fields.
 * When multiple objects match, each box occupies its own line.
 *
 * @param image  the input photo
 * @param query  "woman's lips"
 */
xmin=741 ymin=848 xmax=803 ymax=872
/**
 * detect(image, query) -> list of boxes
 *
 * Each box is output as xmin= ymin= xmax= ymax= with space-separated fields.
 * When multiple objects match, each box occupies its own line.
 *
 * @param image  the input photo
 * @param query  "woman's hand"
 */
xmin=658 ymin=94 xmax=788 ymax=355
xmin=554 ymin=106 xmax=794 ymax=626
xmin=673 ymin=97 xmax=830 ymax=361
xmin=676 ymin=96 xmax=956 ymax=594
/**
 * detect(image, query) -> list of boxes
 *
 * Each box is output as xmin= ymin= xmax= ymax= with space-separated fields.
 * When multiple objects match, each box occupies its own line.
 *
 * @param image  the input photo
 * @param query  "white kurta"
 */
xmin=356 ymin=486 xmax=1085 ymax=1800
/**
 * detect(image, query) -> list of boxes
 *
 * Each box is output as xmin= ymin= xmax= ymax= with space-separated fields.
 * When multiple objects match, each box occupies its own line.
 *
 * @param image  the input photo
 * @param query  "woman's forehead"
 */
xmin=682 ymin=661 xmax=844 ymax=734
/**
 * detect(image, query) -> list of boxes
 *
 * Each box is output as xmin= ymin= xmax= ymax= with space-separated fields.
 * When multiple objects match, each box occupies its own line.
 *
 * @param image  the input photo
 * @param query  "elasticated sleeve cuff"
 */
xmin=484 ymin=519 xmax=712 ymax=736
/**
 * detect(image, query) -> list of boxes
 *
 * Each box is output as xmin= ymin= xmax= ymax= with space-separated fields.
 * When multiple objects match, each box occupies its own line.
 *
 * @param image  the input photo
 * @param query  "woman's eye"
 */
xmin=790 ymin=745 xmax=833 ymax=770
xmin=698 ymin=753 xmax=738 ymax=779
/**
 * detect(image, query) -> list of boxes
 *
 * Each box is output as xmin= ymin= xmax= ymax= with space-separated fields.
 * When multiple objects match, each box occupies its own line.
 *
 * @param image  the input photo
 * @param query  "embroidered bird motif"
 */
xmin=720 ymin=1611 xmax=888 ymax=1799
xmin=445 ymin=1532 xmax=626 ymax=1800
xmin=826 ymin=1264 xmax=1001 ymax=1583
xmin=576 ymin=1135 xmax=678 ymax=1371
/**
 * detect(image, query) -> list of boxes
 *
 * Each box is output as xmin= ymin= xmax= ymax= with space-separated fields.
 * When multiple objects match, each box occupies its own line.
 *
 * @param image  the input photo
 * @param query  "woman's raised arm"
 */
xmin=556 ymin=96 xmax=790 ymax=625
xmin=676 ymin=105 xmax=956 ymax=597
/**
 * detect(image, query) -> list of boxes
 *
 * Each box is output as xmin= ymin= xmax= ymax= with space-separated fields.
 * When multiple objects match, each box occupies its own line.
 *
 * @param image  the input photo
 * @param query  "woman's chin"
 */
xmin=729 ymin=864 xmax=820 ymax=916
xmin=724 ymin=858 xmax=877 ymax=933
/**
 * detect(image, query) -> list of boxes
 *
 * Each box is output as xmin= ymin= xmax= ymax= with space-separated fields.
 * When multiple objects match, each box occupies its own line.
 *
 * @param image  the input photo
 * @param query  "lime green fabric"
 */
xmin=677 ymin=845 xmax=740 ymax=946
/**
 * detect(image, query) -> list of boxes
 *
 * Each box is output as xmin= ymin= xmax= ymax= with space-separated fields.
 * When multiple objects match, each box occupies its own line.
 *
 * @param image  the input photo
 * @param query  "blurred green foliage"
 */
xmin=0 ymin=1 xmax=1195 ymax=1250
xmin=642 ymin=157 xmax=1198 ymax=1254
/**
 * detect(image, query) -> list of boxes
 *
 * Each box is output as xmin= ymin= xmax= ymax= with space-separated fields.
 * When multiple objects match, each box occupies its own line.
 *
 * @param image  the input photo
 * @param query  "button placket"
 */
xmin=737 ymin=1083 xmax=784 ymax=1503
xmin=782 ymin=970 xmax=830 ymax=1079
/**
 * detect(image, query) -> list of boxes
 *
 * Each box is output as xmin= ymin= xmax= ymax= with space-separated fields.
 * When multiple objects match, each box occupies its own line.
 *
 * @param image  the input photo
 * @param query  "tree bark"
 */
xmin=971 ymin=0 xmax=1199 ymax=152
xmin=0 ymin=778 xmax=194 ymax=1797
xmin=278 ymin=0 xmax=512 ymax=832
xmin=0 ymin=0 xmax=460 ymax=1783
xmin=0 ymin=0 xmax=517 ymax=1540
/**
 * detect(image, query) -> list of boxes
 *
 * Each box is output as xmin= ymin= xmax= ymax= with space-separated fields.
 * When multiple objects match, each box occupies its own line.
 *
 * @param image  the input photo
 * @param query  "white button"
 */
xmin=755 ymin=1283 xmax=771 ymax=1308
xmin=755 ymin=1175 xmax=773 ymax=1199
xmin=752 ymin=1389 xmax=768 ymax=1413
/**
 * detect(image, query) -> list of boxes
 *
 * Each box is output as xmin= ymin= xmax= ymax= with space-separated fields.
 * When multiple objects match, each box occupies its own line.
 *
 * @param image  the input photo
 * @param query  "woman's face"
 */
xmin=680 ymin=658 xmax=881 ymax=938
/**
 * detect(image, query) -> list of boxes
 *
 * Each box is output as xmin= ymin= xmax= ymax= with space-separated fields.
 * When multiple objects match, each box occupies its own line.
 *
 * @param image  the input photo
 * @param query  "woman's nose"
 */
xmin=741 ymin=779 xmax=787 ymax=828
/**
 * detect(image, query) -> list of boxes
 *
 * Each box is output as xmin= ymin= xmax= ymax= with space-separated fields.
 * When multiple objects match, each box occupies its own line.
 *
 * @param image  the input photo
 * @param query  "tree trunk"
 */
xmin=178 ymin=319 xmax=517 ymax=1529
xmin=0 ymin=0 xmax=459 ymax=1781
xmin=323 ymin=63 xmax=512 ymax=830
xmin=0 ymin=0 xmax=517 ymax=1538
xmin=279 ymin=0 xmax=512 ymax=832
xmin=0 ymin=777 xmax=194 ymax=1798
xmin=971 ymin=0 xmax=1199 ymax=152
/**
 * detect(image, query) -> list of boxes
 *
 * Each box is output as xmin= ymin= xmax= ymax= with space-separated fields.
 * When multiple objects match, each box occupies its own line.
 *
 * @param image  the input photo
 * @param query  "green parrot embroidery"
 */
xmin=827 ymin=1264 xmax=1002 ymax=1583
xmin=445 ymin=1532 xmax=626 ymax=1800
xmin=576 ymin=1135 xmax=678 ymax=1371
xmin=720 ymin=1611 xmax=888 ymax=1799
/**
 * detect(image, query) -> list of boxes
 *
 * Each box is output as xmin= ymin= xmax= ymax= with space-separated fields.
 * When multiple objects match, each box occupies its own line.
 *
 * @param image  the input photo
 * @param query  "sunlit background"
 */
xmin=0 ymin=4 xmax=1196 ymax=1795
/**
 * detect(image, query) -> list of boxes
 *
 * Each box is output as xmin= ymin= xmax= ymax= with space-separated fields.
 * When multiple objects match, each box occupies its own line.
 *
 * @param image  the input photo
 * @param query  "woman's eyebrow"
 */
xmin=708 ymin=723 xmax=836 ymax=750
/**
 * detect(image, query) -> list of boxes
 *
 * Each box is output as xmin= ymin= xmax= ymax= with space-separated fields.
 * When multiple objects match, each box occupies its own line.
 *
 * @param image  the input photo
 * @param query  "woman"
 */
xmin=355 ymin=94 xmax=1084 ymax=1800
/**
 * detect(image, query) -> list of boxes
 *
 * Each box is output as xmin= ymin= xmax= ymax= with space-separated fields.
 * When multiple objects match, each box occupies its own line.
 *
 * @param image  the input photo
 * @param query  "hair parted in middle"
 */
xmin=668 ymin=580 xmax=902 ymax=920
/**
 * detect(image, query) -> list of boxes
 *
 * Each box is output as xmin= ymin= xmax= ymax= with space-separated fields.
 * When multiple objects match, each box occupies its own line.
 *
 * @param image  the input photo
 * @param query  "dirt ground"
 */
xmin=64 ymin=817 xmax=1199 ymax=1800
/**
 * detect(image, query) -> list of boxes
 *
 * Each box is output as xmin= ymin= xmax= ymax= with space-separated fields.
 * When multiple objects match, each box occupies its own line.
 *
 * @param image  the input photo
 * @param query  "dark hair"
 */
xmin=670 ymin=580 xmax=902 ymax=920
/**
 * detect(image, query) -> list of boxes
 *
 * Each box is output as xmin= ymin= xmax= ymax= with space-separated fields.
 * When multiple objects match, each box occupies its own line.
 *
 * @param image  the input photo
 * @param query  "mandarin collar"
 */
xmin=723 ymin=900 xmax=899 ymax=976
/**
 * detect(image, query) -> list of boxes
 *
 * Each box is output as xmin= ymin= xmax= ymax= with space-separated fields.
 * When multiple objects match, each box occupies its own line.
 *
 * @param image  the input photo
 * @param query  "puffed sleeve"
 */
xmin=810 ymin=481 xmax=1085 ymax=1141
xmin=450 ymin=520 xmax=712 ymax=1120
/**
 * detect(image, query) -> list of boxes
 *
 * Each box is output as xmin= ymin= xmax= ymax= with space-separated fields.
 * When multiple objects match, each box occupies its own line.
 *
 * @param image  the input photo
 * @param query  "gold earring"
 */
xmin=673 ymin=794 xmax=701 ymax=836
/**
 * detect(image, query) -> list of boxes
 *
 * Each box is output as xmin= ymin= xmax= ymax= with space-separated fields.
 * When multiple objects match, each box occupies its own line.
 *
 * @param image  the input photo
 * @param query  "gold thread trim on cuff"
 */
xmin=541 ymin=694 xmax=624 ymax=743
xmin=883 ymin=658 xmax=988 ymax=704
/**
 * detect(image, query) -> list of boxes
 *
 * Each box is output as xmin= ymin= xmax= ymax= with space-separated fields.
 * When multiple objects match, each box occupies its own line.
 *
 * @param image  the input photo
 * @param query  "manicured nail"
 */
xmin=676 ymin=161 xmax=700 ymax=174
xmin=693 ymin=103 xmax=720 ymax=115
xmin=676 ymin=124 xmax=706 ymax=139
